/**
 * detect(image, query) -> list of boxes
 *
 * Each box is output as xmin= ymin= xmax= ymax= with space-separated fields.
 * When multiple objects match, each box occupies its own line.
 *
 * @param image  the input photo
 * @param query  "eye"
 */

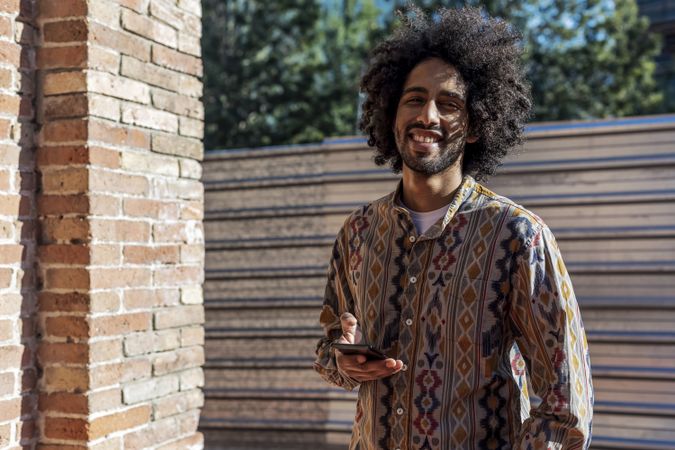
xmin=405 ymin=96 xmax=424 ymax=104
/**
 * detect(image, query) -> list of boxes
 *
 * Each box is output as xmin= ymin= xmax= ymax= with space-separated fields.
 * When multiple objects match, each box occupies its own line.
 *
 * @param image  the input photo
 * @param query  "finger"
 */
xmin=340 ymin=312 xmax=358 ymax=344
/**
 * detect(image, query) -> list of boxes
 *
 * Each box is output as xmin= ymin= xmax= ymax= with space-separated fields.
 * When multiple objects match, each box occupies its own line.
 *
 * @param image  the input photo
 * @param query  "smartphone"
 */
xmin=333 ymin=343 xmax=388 ymax=360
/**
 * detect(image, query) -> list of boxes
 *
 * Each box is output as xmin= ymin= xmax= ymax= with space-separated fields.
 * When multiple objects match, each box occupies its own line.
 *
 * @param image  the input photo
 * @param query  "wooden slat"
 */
xmin=201 ymin=114 xmax=675 ymax=449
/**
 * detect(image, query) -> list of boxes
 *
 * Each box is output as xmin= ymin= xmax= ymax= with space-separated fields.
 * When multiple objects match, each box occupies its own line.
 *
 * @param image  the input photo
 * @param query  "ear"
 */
xmin=466 ymin=134 xmax=479 ymax=144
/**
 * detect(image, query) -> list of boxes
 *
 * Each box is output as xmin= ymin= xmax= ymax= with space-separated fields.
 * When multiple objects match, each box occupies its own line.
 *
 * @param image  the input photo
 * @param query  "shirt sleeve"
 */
xmin=313 ymin=226 xmax=360 ymax=391
xmin=509 ymin=224 xmax=593 ymax=450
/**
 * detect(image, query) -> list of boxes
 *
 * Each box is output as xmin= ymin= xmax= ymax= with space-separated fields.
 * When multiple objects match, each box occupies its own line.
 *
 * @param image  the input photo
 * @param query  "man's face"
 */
xmin=394 ymin=57 xmax=476 ymax=176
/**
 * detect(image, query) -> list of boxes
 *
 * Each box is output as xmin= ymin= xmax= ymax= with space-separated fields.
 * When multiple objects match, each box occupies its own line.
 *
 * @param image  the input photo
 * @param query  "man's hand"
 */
xmin=335 ymin=312 xmax=403 ymax=382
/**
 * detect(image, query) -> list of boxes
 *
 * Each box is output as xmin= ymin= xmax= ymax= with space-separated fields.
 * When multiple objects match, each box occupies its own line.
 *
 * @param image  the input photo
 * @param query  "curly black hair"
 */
xmin=359 ymin=6 xmax=532 ymax=180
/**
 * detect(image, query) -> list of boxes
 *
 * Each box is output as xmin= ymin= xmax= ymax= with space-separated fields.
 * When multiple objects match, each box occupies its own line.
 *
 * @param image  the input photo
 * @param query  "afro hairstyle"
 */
xmin=358 ymin=6 xmax=532 ymax=180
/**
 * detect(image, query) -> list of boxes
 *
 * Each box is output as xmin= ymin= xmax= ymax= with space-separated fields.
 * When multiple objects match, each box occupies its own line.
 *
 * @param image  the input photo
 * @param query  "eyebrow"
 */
xmin=401 ymin=86 xmax=465 ymax=101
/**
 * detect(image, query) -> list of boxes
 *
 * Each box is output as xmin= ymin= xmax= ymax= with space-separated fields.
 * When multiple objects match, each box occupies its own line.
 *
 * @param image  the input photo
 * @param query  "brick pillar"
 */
xmin=35 ymin=0 xmax=204 ymax=448
xmin=0 ymin=0 xmax=39 ymax=448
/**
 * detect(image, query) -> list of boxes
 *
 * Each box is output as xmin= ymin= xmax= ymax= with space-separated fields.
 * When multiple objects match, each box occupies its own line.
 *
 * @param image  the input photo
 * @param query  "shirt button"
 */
xmin=405 ymin=318 xmax=413 ymax=326
xmin=396 ymin=407 xmax=404 ymax=415
xmin=402 ymin=364 xmax=408 ymax=371
xmin=409 ymin=276 xmax=417 ymax=284
xmin=409 ymin=236 xmax=416 ymax=243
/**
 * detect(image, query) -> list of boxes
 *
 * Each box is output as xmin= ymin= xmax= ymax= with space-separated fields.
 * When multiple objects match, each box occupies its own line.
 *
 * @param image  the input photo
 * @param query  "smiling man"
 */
xmin=313 ymin=7 xmax=593 ymax=450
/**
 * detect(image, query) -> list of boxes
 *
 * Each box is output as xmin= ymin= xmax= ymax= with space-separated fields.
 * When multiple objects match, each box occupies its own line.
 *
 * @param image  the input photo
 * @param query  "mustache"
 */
xmin=405 ymin=122 xmax=445 ymax=137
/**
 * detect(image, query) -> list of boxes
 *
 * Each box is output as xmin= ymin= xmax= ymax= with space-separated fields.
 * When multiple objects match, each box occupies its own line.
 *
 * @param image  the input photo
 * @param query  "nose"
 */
xmin=417 ymin=100 xmax=440 ymax=126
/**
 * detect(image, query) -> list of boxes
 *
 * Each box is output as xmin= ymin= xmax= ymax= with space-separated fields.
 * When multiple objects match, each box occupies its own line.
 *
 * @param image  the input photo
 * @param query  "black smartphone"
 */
xmin=333 ymin=343 xmax=388 ymax=360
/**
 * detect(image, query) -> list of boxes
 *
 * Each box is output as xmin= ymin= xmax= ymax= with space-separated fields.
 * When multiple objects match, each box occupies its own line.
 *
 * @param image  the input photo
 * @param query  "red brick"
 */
xmin=0 ymin=398 xmax=21 ymax=422
xmin=123 ymin=198 xmax=179 ymax=220
xmin=44 ymin=315 xmax=89 ymax=338
xmin=40 ymin=166 xmax=88 ymax=193
xmin=124 ymin=245 xmax=179 ymax=264
xmin=0 ymin=267 xmax=13 ymax=287
xmin=89 ymin=405 xmax=151 ymax=440
xmin=90 ymin=244 xmax=121 ymax=266
xmin=153 ymin=389 xmax=203 ymax=419
xmin=152 ymin=44 xmax=202 ymax=76
xmin=44 ymin=267 xmax=90 ymax=289
xmin=120 ymin=0 xmax=148 ymax=13
xmin=121 ymin=55 xmax=182 ymax=91
xmin=180 ymin=327 xmax=203 ymax=347
xmin=89 ymin=195 xmax=122 ymax=216
xmin=0 ymin=0 xmax=20 ymax=14
xmin=0 ymin=244 xmax=23 ymax=263
xmin=0 ymin=15 xmax=10 ymax=37
xmin=180 ymin=201 xmax=202 ymax=220
xmin=90 ymin=21 xmax=150 ymax=61
xmin=89 ymin=268 xmax=152 ymax=289
xmin=0 ymin=40 xmax=21 ymax=67
xmin=39 ymin=392 xmax=88 ymax=415
xmin=38 ymin=342 xmax=88 ymax=365
xmin=43 ymin=19 xmax=87 ymax=43
xmin=0 ymin=168 xmax=10 ymax=190
xmin=89 ymin=45 xmax=121 ymax=74
xmin=42 ymin=94 xmax=88 ymax=119
xmin=89 ymin=170 xmax=149 ymax=196
xmin=37 ymin=45 xmax=87 ymax=69
xmin=121 ymin=103 xmax=178 ymax=133
xmin=151 ymin=89 xmax=203 ymax=119
xmin=124 ymin=288 xmax=179 ymax=310
xmin=151 ymin=133 xmax=201 ymax=159
xmin=122 ymin=9 xmax=177 ymax=48
xmin=0 ymin=67 xmax=11 ymax=89
xmin=88 ymin=146 xmax=121 ymax=169
xmin=88 ymin=70 xmax=150 ymax=104
xmin=38 ymin=244 xmax=89 ymax=265
xmin=89 ymin=118 xmax=150 ymax=150
xmin=42 ymin=366 xmax=89 ymax=392
xmin=154 ymin=305 xmax=203 ymax=330
xmin=38 ymin=0 xmax=87 ymax=19
xmin=89 ymin=338 xmax=123 ymax=363
xmin=39 ymin=216 xmax=89 ymax=243
xmin=150 ymin=1 xmax=183 ymax=29
xmin=90 ymin=291 xmax=121 ymax=313
xmin=152 ymin=346 xmax=204 ymax=376
xmin=0 ymin=372 xmax=14 ymax=396
xmin=44 ymin=416 xmax=88 ymax=441
xmin=37 ymin=194 xmax=89 ymax=215
xmin=0 ymin=93 xmax=20 ymax=114
xmin=89 ymin=312 xmax=151 ymax=336
xmin=0 ymin=318 xmax=14 ymax=341
xmin=89 ymin=358 xmax=150 ymax=389
xmin=90 ymin=219 xmax=151 ymax=242
xmin=38 ymin=292 xmax=89 ymax=313
xmin=154 ymin=265 xmax=202 ymax=286
xmin=41 ymin=118 xmax=88 ymax=143
xmin=0 ymin=118 xmax=11 ymax=139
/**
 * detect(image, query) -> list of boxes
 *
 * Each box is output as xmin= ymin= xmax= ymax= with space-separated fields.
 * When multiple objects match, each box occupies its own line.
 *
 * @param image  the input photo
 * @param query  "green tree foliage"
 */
xmin=203 ymin=0 xmax=664 ymax=149
xmin=385 ymin=0 xmax=663 ymax=121
xmin=202 ymin=0 xmax=379 ymax=149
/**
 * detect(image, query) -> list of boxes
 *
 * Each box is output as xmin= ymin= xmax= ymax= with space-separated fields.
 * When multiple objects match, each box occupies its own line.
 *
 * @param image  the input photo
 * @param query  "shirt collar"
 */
xmin=386 ymin=174 xmax=476 ymax=240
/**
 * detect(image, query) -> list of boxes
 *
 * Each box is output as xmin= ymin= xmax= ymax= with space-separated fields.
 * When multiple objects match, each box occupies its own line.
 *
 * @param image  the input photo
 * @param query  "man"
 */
xmin=313 ymin=7 xmax=593 ymax=450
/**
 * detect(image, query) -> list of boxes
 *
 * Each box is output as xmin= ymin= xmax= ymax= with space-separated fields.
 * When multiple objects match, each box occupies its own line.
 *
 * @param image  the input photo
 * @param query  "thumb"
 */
xmin=340 ymin=312 xmax=359 ymax=344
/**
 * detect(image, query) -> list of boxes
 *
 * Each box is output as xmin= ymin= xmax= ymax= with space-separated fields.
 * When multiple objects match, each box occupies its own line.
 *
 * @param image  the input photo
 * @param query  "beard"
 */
xmin=395 ymin=123 xmax=466 ymax=176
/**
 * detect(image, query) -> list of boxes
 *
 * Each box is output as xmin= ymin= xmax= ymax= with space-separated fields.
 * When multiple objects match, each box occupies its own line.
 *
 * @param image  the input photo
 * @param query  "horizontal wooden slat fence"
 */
xmin=200 ymin=114 xmax=675 ymax=450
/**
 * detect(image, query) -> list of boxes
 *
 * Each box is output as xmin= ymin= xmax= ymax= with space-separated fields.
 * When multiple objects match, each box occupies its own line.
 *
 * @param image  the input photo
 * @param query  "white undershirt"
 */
xmin=401 ymin=202 xmax=451 ymax=235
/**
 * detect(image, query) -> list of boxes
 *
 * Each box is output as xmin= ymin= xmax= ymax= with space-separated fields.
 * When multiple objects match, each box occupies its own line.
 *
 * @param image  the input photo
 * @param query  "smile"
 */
xmin=409 ymin=130 xmax=442 ymax=144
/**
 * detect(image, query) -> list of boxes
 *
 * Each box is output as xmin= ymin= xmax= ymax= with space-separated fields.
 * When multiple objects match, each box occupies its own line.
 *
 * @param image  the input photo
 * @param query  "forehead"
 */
xmin=403 ymin=57 xmax=468 ymax=98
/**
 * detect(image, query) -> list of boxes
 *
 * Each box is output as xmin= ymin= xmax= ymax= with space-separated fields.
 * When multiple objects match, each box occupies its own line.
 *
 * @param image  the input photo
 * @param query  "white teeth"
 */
xmin=411 ymin=134 xmax=439 ymax=143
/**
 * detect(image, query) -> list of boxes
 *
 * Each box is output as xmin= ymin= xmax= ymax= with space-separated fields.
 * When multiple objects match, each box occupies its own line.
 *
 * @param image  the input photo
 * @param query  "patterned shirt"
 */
xmin=314 ymin=175 xmax=593 ymax=450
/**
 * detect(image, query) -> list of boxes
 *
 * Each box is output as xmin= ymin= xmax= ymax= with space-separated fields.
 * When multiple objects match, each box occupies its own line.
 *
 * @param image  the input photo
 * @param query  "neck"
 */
xmin=400 ymin=163 xmax=463 ymax=212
